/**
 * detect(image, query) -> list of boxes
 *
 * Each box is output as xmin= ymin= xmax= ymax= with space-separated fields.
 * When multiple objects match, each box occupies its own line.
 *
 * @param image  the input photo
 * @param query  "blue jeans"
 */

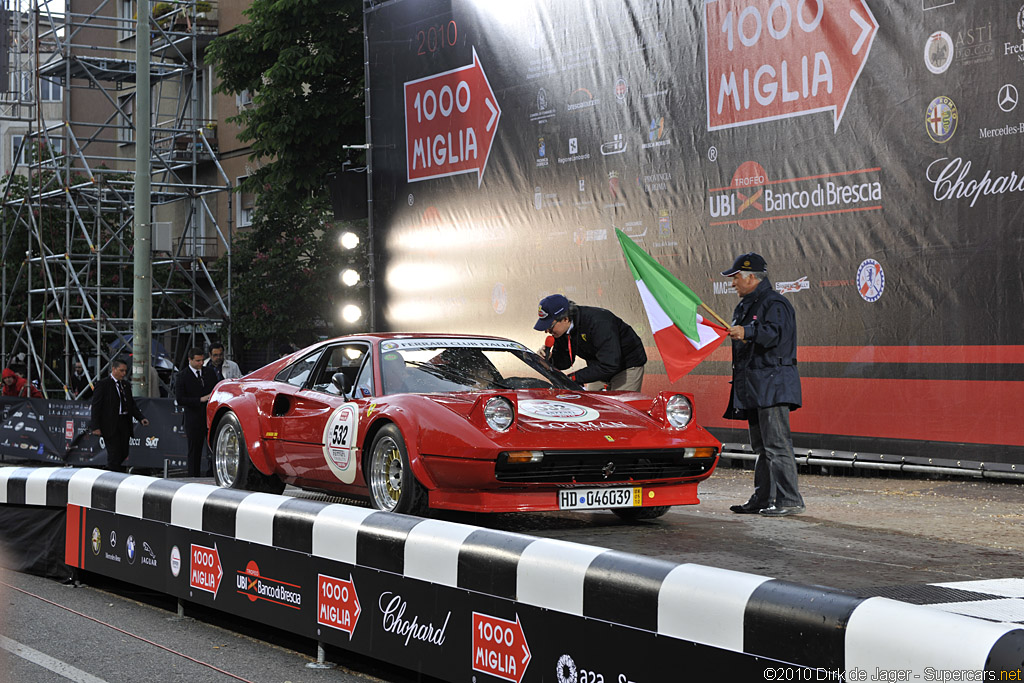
xmin=745 ymin=405 xmax=804 ymax=509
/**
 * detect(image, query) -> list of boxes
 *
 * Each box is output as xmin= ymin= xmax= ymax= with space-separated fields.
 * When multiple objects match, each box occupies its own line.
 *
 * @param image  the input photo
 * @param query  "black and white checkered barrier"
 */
xmin=2 ymin=466 xmax=1022 ymax=681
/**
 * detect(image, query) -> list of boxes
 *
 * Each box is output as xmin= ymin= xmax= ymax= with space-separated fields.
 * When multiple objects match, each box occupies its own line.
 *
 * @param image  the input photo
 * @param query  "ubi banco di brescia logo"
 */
xmin=708 ymin=161 xmax=882 ymax=230
xmin=238 ymin=561 xmax=302 ymax=608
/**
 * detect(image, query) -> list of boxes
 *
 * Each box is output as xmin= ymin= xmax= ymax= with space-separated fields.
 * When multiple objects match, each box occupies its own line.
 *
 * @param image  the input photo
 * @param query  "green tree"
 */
xmin=206 ymin=0 xmax=365 ymax=350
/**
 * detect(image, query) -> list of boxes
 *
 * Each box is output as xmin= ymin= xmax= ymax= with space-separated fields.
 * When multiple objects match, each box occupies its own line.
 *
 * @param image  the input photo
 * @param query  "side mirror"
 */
xmin=331 ymin=372 xmax=348 ymax=395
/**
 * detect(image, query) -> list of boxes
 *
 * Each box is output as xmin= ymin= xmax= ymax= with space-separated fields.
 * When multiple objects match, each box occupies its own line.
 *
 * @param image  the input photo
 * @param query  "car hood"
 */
xmin=427 ymin=388 xmax=661 ymax=431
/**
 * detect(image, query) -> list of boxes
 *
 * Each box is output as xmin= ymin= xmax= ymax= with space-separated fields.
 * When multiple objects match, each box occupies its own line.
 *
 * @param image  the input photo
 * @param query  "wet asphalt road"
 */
xmin=1 ymin=463 xmax=1021 ymax=682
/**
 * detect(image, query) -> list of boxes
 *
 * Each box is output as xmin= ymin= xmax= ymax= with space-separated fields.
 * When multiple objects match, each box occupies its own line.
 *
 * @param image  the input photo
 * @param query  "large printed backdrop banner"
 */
xmin=365 ymin=0 xmax=1024 ymax=465
xmin=0 ymin=397 xmax=187 ymax=469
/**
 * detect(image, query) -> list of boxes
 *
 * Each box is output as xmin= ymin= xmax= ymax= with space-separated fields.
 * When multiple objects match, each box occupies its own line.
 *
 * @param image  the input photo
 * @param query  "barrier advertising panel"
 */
xmin=365 ymin=0 xmax=1024 ymax=465
xmin=66 ymin=504 xmax=794 ymax=679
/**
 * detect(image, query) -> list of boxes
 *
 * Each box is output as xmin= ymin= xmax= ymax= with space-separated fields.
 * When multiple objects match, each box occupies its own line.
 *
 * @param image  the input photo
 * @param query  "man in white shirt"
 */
xmin=205 ymin=342 xmax=242 ymax=381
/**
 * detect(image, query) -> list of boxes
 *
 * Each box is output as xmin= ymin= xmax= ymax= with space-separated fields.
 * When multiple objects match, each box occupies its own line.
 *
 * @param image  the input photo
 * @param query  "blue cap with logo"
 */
xmin=534 ymin=294 xmax=569 ymax=331
xmin=721 ymin=252 xmax=767 ymax=276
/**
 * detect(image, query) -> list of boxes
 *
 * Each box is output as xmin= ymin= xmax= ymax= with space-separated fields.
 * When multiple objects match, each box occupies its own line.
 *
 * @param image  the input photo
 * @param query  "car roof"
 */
xmin=306 ymin=332 xmax=520 ymax=349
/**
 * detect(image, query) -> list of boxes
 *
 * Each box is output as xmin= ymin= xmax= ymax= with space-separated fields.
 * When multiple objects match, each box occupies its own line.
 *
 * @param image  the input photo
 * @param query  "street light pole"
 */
xmin=131 ymin=0 xmax=153 ymax=396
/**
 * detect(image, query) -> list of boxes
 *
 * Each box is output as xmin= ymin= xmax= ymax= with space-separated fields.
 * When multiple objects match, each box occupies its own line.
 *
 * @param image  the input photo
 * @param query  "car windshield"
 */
xmin=379 ymin=339 xmax=580 ymax=395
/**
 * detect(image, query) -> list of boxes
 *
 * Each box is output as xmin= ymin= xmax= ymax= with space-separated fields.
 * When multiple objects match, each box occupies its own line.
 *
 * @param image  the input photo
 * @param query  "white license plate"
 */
xmin=558 ymin=487 xmax=641 ymax=510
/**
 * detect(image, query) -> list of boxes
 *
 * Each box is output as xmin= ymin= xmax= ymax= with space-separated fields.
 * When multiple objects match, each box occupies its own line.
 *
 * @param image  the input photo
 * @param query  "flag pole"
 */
xmin=700 ymin=303 xmax=731 ymax=329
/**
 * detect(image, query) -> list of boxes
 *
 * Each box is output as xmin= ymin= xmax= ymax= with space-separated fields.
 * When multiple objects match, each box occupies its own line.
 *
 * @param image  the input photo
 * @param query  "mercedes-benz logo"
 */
xmin=999 ymin=84 xmax=1019 ymax=113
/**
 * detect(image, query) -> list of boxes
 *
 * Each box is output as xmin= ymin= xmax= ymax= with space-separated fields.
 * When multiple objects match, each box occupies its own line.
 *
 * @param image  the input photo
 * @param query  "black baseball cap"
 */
xmin=721 ymin=252 xmax=767 ymax=276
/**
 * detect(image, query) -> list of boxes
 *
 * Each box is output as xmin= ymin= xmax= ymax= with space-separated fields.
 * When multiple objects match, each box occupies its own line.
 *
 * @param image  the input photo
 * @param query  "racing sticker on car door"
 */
xmin=322 ymin=403 xmax=358 ymax=483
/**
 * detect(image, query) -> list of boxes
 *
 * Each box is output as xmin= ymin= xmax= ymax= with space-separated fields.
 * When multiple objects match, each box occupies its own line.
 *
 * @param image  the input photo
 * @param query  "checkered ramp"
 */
xmin=861 ymin=579 xmax=1024 ymax=625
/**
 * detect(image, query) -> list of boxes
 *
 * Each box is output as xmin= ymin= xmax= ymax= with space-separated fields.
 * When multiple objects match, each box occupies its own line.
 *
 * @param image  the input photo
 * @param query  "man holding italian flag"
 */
xmin=616 ymin=232 xmax=805 ymax=517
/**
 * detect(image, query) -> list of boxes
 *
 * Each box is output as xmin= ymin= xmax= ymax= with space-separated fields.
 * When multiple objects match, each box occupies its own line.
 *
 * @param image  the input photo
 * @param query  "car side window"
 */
xmin=310 ymin=343 xmax=370 ymax=395
xmin=352 ymin=356 xmax=374 ymax=397
xmin=275 ymin=350 xmax=323 ymax=388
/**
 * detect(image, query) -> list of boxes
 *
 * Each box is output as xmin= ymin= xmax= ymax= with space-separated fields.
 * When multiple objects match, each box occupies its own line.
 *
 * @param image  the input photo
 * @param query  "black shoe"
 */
xmin=759 ymin=505 xmax=805 ymax=517
xmin=730 ymin=504 xmax=762 ymax=514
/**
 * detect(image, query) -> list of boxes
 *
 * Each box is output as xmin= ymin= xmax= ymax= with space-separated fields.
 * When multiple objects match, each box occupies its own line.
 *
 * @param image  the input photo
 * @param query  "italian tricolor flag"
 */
xmin=616 ymin=229 xmax=728 ymax=382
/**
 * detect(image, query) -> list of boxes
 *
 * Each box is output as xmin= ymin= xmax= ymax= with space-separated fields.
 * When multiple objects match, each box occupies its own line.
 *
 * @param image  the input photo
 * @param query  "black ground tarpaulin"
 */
xmin=365 ymin=0 xmax=1024 ymax=465
xmin=0 ymin=505 xmax=72 ymax=580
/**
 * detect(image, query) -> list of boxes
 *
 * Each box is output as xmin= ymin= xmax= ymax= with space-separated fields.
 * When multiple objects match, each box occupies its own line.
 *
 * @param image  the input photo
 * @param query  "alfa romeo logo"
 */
xmin=926 ymin=96 xmax=958 ymax=144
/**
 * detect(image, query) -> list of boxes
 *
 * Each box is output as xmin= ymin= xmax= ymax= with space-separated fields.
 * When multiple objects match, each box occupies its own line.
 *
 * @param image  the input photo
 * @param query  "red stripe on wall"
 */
xmin=660 ymin=346 xmax=1024 ymax=365
xmin=646 ymin=374 xmax=1024 ymax=447
xmin=65 ymin=504 xmax=83 ymax=569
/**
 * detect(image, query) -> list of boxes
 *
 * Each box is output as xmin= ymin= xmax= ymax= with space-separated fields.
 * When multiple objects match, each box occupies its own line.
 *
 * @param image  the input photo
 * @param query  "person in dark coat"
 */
xmin=534 ymin=294 xmax=647 ymax=391
xmin=722 ymin=253 xmax=805 ymax=517
xmin=175 ymin=346 xmax=218 ymax=478
xmin=89 ymin=358 xmax=149 ymax=473
xmin=69 ymin=360 xmax=93 ymax=399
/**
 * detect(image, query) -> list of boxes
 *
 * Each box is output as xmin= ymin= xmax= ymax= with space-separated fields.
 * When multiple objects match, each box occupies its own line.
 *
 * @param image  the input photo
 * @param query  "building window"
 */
xmin=12 ymin=134 xmax=64 ymax=166
xmin=236 ymin=176 xmax=255 ymax=227
xmin=11 ymin=135 xmax=24 ymax=166
xmin=39 ymin=77 xmax=63 ymax=102
xmin=120 ymin=0 xmax=135 ymax=40
xmin=236 ymin=89 xmax=254 ymax=110
xmin=118 ymin=94 xmax=135 ymax=143
xmin=15 ymin=74 xmax=64 ymax=102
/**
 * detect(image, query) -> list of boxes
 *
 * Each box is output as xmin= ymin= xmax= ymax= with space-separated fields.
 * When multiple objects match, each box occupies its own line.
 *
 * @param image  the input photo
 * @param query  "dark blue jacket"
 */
xmin=724 ymin=278 xmax=801 ymax=419
xmin=550 ymin=305 xmax=647 ymax=385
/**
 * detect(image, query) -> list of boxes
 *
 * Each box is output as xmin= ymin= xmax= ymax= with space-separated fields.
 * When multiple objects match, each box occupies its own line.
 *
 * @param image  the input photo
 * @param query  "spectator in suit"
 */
xmin=205 ymin=342 xmax=242 ymax=381
xmin=69 ymin=361 xmax=93 ymax=399
xmin=89 ymin=358 xmax=149 ymax=473
xmin=175 ymin=346 xmax=218 ymax=478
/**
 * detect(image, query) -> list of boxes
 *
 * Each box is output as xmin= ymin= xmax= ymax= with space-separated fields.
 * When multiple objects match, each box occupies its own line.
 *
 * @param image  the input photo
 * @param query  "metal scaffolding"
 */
xmin=0 ymin=0 xmax=233 ymax=398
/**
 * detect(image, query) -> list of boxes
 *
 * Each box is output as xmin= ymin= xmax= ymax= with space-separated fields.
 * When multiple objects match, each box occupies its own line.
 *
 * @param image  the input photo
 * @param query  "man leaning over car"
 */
xmin=534 ymin=294 xmax=646 ymax=392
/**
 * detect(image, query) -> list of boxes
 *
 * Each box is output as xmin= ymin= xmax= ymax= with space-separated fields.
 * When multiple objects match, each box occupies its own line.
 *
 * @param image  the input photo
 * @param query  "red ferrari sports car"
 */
xmin=206 ymin=334 xmax=720 ymax=519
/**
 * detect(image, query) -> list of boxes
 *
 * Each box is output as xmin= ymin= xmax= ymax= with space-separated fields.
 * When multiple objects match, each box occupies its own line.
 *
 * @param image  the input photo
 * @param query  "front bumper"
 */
xmin=427 ymin=480 xmax=703 ymax=512
xmin=419 ymin=449 xmax=718 ymax=512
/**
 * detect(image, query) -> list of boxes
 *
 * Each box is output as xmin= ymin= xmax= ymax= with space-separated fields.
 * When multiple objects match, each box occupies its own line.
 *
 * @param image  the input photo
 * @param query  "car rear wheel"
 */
xmin=367 ymin=424 xmax=426 ymax=515
xmin=612 ymin=505 xmax=671 ymax=522
xmin=213 ymin=412 xmax=285 ymax=494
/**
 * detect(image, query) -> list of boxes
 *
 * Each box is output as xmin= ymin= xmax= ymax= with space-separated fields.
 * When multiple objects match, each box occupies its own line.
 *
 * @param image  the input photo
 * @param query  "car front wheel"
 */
xmin=213 ymin=412 xmax=285 ymax=494
xmin=367 ymin=424 xmax=426 ymax=515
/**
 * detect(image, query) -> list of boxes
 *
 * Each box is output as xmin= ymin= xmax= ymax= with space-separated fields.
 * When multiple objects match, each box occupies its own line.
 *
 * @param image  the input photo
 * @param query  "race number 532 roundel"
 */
xmin=322 ymin=404 xmax=359 ymax=483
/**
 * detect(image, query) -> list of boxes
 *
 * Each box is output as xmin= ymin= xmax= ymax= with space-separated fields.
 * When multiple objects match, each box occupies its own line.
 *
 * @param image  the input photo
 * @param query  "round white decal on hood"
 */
xmin=518 ymin=399 xmax=599 ymax=422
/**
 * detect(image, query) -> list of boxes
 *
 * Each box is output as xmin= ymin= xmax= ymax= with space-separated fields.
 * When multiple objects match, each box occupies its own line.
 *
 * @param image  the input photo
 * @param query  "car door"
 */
xmin=280 ymin=342 xmax=372 ymax=485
